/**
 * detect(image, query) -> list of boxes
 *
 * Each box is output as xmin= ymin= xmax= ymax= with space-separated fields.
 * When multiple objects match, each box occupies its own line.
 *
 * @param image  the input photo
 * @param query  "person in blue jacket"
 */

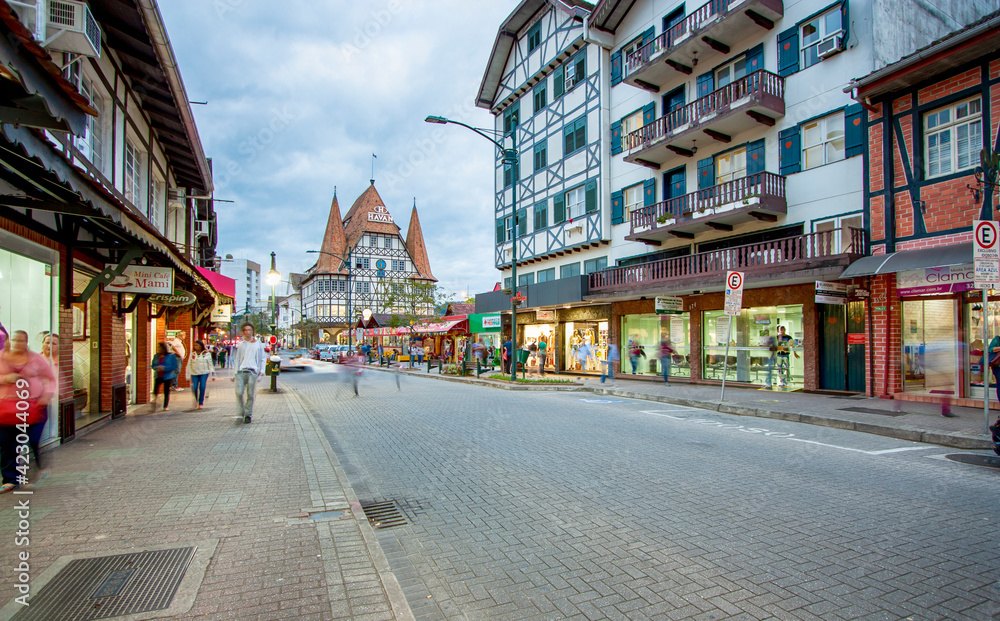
xmin=151 ymin=342 xmax=178 ymax=411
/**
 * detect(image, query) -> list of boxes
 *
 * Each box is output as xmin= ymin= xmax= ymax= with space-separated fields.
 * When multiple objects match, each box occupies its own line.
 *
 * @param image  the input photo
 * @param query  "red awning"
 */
xmin=411 ymin=316 xmax=469 ymax=334
xmin=195 ymin=266 xmax=236 ymax=299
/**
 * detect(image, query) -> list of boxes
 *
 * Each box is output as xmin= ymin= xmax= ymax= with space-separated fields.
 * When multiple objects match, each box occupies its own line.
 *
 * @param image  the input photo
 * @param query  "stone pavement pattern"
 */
xmin=0 ymin=368 xmax=407 ymax=621
xmin=289 ymin=368 xmax=1000 ymax=621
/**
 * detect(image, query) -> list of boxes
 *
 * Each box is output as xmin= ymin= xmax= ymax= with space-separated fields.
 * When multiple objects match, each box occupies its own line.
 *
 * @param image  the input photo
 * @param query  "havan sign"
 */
xmin=367 ymin=205 xmax=394 ymax=223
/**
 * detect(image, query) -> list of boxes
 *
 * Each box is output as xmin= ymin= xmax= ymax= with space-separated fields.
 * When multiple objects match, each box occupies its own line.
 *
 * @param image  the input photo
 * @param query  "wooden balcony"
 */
xmin=627 ymin=172 xmax=786 ymax=242
xmin=589 ymin=229 xmax=866 ymax=294
xmin=623 ymin=0 xmax=783 ymax=92
xmin=623 ymin=70 xmax=784 ymax=169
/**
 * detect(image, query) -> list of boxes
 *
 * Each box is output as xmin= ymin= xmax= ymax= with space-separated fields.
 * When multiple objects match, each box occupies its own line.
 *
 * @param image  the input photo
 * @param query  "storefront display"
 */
xmin=902 ymin=299 xmax=957 ymax=396
xmin=621 ymin=313 xmax=691 ymax=379
xmin=703 ymin=305 xmax=803 ymax=387
xmin=965 ymin=299 xmax=1000 ymax=398
xmin=523 ymin=323 xmax=555 ymax=371
xmin=564 ymin=321 xmax=607 ymax=373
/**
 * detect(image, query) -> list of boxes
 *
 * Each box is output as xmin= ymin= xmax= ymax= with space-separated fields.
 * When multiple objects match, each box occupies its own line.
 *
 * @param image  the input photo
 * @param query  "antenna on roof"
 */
xmin=371 ymin=153 xmax=377 ymax=185
xmin=333 ymin=185 xmax=337 ymax=199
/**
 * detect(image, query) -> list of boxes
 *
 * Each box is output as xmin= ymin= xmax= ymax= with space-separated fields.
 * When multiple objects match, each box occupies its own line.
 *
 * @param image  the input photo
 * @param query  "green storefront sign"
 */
xmin=469 ymin=313 xmax=502 ymax=333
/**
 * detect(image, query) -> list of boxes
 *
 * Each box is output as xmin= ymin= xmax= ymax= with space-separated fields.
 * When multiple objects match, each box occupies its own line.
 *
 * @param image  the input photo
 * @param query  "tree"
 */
xmin=381 ymin=278 xmax=441 ymax=328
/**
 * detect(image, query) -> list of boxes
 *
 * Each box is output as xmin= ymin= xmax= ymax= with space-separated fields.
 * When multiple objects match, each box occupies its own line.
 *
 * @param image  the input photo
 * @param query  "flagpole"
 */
xmin=371 ymin=153 xmax=377 ymax=183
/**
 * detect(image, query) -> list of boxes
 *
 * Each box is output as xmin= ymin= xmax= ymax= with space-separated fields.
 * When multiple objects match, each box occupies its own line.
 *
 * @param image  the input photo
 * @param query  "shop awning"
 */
xmin=194 ymin=266 xmax=236 ymax=300
xmin=840 ymin=243 xmax=972 ymax=278
xmin=469 ymin=313 xmax=502 ymax=333
xmin=412 ymin=317 xmax=469 ymax=334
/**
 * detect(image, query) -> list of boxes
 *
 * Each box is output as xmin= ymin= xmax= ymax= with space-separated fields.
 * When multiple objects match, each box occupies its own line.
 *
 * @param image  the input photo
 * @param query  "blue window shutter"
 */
xmin=845 ymin=103 xmax=864 ymax=158
xmin=574 ymin=117 xmax=586 ymax=152
xmin=697 ymin=157 xmax=715 ymax=190
xmin=643 ymin=178 xmax=656 ymax=206
xmin=747 ymin=139 xmax=765 ymax=175
xmin=642 ymin=27 xmax=655 ymax=47
xmin=496 ymin=218 xmax=505 ymax=244
xmin=517 ymin=208 xmax=528 ymax=236
xmin=554 ymin=65 xmax=565 ymax=98
xmin=563 ymin=124 xmax=573 ymax=155
xmin=696 ymin=71 xmax=714 ymax=99
xmin=611 ymin=49 xmax=622 ymax=85
xmin=553 ymin=192 xmax=566 ymax=223
xmin=611 ymin=190 xmax=624 ymax=224
xmin=585 ymin=178 xmax=598 ymax=213
xmin=642 ymin=102 xmax=656 ymax=126
xmin=779 ymin=126 xmax=801 ymax=175
xmin=611 ymin=120 xmax=622 ymax=156
xmin=777 ymin=26 xmax=799 ymax=77
xmin=746 ymin=43 xmax=764 ymax=74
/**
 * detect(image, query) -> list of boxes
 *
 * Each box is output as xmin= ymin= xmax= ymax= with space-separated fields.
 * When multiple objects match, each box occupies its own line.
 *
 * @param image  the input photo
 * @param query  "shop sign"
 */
xmin=897 ymin=265 xmax=975 ymax=296
xmin=654 ymin=296 xmax=684 ymax=314
xmin=536 ymin=310 xmax=555 ymax=321
xmin=211 ymin=304 xmax=232 ymax=323
xmin=724 ymin=271 xmax=744 ymax=316
xmin=148 ymin=290 xmax=196 ymax=307
xmin=753 ymin=314 xmax=771 ymax=324
xmin=367 ymin=205 xmax=394 ymax=223
xmin=103 ymin=265 xmax=174 ymax=294
xmin=815 ymin=281 xmax=848 ymax=305
xmin=847 ymin=333 xmax=866 ymax=344
xmin=874 ymin=305 xmax=887 ymax=311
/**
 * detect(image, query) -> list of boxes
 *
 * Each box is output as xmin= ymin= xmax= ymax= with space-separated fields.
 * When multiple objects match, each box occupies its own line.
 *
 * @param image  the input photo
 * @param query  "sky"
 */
xmin=158 ymin=0 xmax=521 ymax=300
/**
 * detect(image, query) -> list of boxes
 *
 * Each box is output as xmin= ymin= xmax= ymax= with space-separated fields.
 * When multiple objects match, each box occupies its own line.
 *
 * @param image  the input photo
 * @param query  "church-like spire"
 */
xmin=316 ymin=194 xmax=347 ymax=274
xmin=405 ymin=200 xmax=436 ymax=282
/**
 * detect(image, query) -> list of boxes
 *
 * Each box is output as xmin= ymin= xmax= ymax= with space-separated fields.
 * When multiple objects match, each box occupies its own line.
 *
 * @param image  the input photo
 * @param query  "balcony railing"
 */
xmin=624 ymin=70 xmax=783 ymax=152
xmin=625 ymin=0 xmax=726 ymax=76
xmin=589 ymin=228 xmax=866 ymax=293
xmin=630 ymin=172 xmax=785 ymax=234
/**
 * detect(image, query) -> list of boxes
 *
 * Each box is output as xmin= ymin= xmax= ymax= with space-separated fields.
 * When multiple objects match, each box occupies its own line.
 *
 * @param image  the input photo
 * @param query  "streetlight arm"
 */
xmin=425 ymin=116 xmax=511 ymax=160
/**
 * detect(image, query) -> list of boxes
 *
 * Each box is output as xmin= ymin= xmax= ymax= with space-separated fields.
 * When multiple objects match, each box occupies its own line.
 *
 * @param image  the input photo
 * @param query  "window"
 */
xmin=503 ymin=103 xmax=519 ymax=133
xmin=369 ymin=235 xmax=377 ymax=247
xmin=925 ymin=98 xmax=982 ymax=178
xmin=566 ymin=186 xmax=586 ymax=219
xmin=124 ymin=138 xmax=143 ymax=207
xmin=78 ymin=76 xmax=104 ymax=171
xmin=504 ymin=160 xmax=518 ymax=187
xmin=392 ymin=260 xmax=406 ymax=272
xmin=802 ymin=111 xmax=845 ymax=170
xmin=528 ymin=22 xmax=541 ymax=52
xmin=716 ymin=147 xmax=747 ymax=184
xmin=560 ymin=263 xmax=581 ymax=278
xmin=537 ymin=268 xmax=555 ymax=283
xmin=518 ymin=273 xmax=535 ymax=286
xmin=504 ymin=215 xmax=513 ymax=242
xmin=533 ymin=82 xmax=546 ymax=114
xmin=150 ymin=179 xmax=163 ymax=229
xmin=355 ymin=257 xmax=370 ymax=269
xmin=623 ymin=184 xmax=643 ymax=222
xmin=815 ymin=214 xmax=863 ymax=254
xmin=563 ymin=116 xmax=586 ymax=156
xmin=622 ymin=109 xmax=644 ymax=136
xmin=359 ymin=282 xmax=370 ymax=294
xmin=504 ymin=277 xmax=512 ymax=290
xmin=715 ymin=57 xmax=748 ymax=88
xmin=338 ymin=279 xmax=347 ymax=292
xmin=584 ymin=256 xmax=608 ymax=274
xmin=384 ymin=236 xmax=392 ymax=249
xmin=533 ymin=141 xmax=547 ymax=172
xmin=801 ymin=6 xmax=843 ymax=69
xmin=533 ymin=201 xmax=547 ymax=230
xmin=565 ymin=51 xmax=586 ymax=90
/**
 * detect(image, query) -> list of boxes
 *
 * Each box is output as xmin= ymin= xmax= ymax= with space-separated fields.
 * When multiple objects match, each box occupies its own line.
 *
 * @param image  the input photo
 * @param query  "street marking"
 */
xmin=578 ymin=399 xmax=627 ymax=404
xmin=865 ymin=446 xmax=936 ymax=455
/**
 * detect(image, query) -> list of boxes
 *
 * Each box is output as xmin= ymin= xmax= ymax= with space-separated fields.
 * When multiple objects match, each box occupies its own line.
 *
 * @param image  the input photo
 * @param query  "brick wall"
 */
xmin=871 ymin=274 xmax=900 ymax=397
xmin=917 ymin=67 xmax=980 ymax=105
xmin=98 ymin=292 xmax=127 ymax=411
xmin=136 ymin=299 xmax=150 ymax=404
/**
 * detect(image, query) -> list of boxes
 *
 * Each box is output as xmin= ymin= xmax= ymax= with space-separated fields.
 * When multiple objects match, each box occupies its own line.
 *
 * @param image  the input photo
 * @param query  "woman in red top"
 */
xmin=0 ymin=330 xmax=55 ymax=492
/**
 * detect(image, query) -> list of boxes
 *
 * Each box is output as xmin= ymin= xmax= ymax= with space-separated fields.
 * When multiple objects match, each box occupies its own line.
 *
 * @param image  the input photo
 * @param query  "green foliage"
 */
xmin=381 ymin=278 xmax=442 ymax=327
xmin=486 ymin=374 xmax=575 ymax=384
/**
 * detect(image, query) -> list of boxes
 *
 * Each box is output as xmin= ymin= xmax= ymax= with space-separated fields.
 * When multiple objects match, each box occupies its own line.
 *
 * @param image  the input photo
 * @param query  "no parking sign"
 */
xmin=724 ymin=271 xmax=744 ymax=316
xmin=974 ymin=220 xmax=1000 ymax=288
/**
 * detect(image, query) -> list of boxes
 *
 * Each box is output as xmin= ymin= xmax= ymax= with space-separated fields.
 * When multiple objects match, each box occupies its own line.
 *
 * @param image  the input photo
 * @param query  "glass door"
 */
xmin=902 ymin=299 xmax=957 ymax=396
xmin=965 ymin=299 xmax=1000 ymax=399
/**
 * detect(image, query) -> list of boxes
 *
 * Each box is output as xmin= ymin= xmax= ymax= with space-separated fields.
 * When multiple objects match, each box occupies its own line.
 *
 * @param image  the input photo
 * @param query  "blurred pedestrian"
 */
xmin=186 ymin=340 xmax=213 ymax=410
xmin=659 ymin=339 xmax=674 ymax=384
xmin=0 ymin=330 xmax=55 ymax=490
xmin=150 ymin=342 xmax=177 ymax=412
xmin=231 ymin=323 xmax=265 ymax=424
xmin=217 ymin=345 xmax=227 ymax=370
xmin=537 ymin=337 xmax=547 ymax=375
xmin=170 ymin=336 xmax=186 ymax=392
xmin=601 ymin=343 xmax=619 ymax=384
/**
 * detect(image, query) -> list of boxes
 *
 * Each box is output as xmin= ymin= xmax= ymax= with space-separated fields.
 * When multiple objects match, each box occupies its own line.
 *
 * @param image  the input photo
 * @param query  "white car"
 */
xmin=317 ymin=345 xmax=336 ymax=361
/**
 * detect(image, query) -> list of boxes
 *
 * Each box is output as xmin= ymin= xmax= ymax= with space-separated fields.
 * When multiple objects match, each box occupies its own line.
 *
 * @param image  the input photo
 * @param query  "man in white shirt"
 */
xmin=231 ymin=323 xmax=266 ymax=424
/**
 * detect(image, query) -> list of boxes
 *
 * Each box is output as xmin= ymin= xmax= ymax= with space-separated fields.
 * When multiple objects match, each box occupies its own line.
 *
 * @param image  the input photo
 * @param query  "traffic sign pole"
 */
xmin=974 ymin=220 xmax=999 ymax=430
xmin=721 ymin=271 xmax=745 ymax=402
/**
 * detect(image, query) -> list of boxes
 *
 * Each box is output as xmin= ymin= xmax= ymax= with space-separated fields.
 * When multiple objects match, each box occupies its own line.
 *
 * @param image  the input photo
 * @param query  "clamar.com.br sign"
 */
xmin=103 ymin=265 xmax=173 ymax=294
xmin=148 ymin=290 xmax=196 ymax=307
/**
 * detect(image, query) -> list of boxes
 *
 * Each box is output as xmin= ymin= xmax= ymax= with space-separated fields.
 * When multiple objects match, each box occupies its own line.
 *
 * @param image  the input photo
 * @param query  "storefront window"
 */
xmin=964 ymin=299 xmax=999 ymax=398
xmin=902 ymin=299 xmax=957 ymax=396
xmin=703 ymin=306 xmax=803 ymax=387
xmin=565 ymin=321 xmax=607 ymax=372
xmin=523 ymin=324 xmax=555 ymax=371
xmin=621 ymin=313 xmax=691 ymax=378
xmin=0 ymin=247 xmax=55 ymax=438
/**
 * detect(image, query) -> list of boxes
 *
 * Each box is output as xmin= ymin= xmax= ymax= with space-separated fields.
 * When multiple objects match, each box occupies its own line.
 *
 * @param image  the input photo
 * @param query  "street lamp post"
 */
xmin=266 ymin=252 xmax=281 ymax=393
xmin=426 ymin=114 xmax=519 ymax=382
xmin=306 ymin=248 xmax=354 ymax=352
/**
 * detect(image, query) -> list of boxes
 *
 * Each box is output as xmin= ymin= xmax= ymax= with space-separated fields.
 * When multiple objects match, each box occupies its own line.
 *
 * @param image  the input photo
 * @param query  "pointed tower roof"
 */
xmin=316 ymin=192 xmax=348 ymax=274
xmin=342 ymin=182 xmax=401 ymax=249
xmin=406 ymin=200 xmax=436 ymax=282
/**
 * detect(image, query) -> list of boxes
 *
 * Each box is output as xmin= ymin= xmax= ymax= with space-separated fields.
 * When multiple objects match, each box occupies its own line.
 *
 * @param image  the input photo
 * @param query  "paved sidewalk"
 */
xmin=0 ymin=368 xmax=412 ymax=621
xmin=374 ymin=362 xmax=998 ymax=450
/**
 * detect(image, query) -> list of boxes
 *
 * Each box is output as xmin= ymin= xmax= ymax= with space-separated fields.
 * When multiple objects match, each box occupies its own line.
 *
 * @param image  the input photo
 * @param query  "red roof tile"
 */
xmin=405 ymin=204 xmax=435 ymax=282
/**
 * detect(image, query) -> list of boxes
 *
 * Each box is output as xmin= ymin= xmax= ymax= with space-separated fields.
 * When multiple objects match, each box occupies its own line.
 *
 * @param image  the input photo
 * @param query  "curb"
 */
xmin=366 ymin=365 xmax=994 ymax=451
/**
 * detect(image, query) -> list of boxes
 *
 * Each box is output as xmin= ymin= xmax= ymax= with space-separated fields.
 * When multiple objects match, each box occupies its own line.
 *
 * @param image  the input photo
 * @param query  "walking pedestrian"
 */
xmin=659 ymin=339 xmax=674 ymax=384
xmin=601 ymin=343 xmax=620 ymax=383
xmin=186 ymin=340 xmax=213 ymax=410
xmin=150 ymin=342 xmax=178 ymax=412
xmin=502 ymin=336 xmax=513 ymax=375
xmin=629 ymin=342 xmax=646 ymax=374
xmin=170 ymin=336 xmax=186 ymax=392
xmin=0 ymin=330 xmax=55 ymax=491
xmin=537 ymin=337 xmax=547 ymax=375
xmin=774 ymin=326 xmax=799 ymax=388
xmin=231 ymin=323 xmax=265 ymax=424
xmin=217 ymin=345 xmax=227 ymax=370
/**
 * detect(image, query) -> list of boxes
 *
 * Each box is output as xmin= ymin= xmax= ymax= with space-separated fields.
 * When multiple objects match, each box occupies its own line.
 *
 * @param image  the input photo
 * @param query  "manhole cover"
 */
xmin=944 ymin=454 xmax=1000 ymax=468
xmin=360 ymin=501 xmax=409 ymax=530
xmin=12 ymin=546 xmax=196 ymax=620
xmin=838 ymin=406 xmax=907 ymax=417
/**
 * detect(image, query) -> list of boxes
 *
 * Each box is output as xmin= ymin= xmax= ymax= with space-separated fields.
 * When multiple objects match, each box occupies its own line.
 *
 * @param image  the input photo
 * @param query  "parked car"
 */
xmin=313 ymin=344 xmax=334 ymax=360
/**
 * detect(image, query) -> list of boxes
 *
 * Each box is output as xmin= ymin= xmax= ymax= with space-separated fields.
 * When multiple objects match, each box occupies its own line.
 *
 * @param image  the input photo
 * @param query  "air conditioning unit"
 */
xmin=167 ymin=187 xmax=186 ymax=206
xmin=194 ymin=220 xmax=210 ymax=239
xmin=817 ymin=35 xmax=844 ymax=59
xmin=10 ymin=0 xmax=102 ymax=58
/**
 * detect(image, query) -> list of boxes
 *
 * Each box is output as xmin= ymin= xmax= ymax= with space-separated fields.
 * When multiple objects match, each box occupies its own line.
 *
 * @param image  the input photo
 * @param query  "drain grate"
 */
xmin=12 ymin=546 xmax=195 ymax=621
xmin=838 ymin=406 xmax=908 ymax=417
xmin=360 ymin=500 xmax=409 ymax=530
xmin=945 ymin=454 xmax=1000 ymax=468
